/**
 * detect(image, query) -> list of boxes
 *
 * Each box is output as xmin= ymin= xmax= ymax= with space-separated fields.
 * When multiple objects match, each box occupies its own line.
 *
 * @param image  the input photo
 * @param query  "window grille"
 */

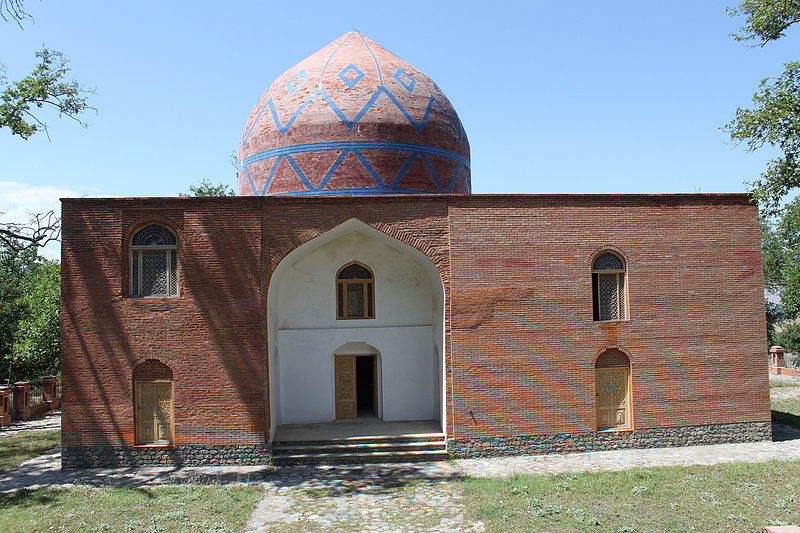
xmin=336 ymin=262 xmax=375 ymax=319
xmin=130 ymin=224 xmax=178 ymax=298
xmin=592 ymin=252 xmax=626 ymax=321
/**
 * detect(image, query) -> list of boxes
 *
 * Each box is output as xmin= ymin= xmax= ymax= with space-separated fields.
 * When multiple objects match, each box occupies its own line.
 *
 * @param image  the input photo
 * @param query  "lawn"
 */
xmin=0 ymin=485 xmax=263 ymax=533
xmin=460 ymin=460 xmax=800 ymax=533
xmin=773 ymin=397 xmax=800 ymax=428
xmin=770 ymin=380 xmax=800 ymax=388
xmin=0 ymin=430 xmax=60 ymax=471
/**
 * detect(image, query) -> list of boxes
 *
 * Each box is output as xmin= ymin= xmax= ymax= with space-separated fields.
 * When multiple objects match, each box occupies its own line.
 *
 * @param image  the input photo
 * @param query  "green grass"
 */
xmin=773 ymin=397 xmax=800 ymax=428
xmin=0 ymin=485 xmax=263 ymax=533
xmin=460 ymin=460 xmax=800 ymax=533
xmin=770 ymin=380 xmax=800 ymax=388
xmin=0 ymin=430 xmax=60 ymax=471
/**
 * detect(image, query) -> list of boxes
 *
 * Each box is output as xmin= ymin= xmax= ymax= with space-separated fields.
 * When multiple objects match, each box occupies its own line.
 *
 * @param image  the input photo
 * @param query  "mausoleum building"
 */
xmin=60 ymin=32 xmax=771 ymax=467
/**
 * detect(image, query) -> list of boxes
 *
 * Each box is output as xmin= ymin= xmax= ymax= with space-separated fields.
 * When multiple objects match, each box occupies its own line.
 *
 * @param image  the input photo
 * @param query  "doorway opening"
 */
xmin=335 ymin=354 xmax=378 ymax=419
xmin=356 ymin=355 xmax=376 ymax=417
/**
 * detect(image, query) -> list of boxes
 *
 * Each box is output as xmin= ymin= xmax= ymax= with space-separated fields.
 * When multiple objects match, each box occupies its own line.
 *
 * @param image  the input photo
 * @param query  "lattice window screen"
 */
xmin=593 ymin=252 xmax=624 ymax=271
xmin=142 ymin=251 xmax=169 ymax=296
xmin=132 ymin=225 xmax=177 ymax=246
xmin=130 ymin=225 xmax=178 ymax=298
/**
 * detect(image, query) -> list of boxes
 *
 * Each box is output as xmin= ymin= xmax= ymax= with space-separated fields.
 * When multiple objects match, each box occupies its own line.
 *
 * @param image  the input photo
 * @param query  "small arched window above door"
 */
xmin=336 ymin=262 xmax=375 ymax=319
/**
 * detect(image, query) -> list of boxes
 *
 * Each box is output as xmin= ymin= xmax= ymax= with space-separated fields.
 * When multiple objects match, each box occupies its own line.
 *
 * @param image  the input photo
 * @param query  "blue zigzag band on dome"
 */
xmin=268 ymin=187 xmax=460 ymax=196
xmin=241 ymin=85 xmax=465 ymax=147
xmin=242 ymin=140 xmax=469 ymax=167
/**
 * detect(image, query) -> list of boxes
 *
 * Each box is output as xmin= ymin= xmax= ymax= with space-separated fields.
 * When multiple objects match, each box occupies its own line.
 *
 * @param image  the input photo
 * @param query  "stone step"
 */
xmin=273 ymin=433 xmax=445 ymax=447
xmin=272 ymin=449 xmax=450 ymax=465
xmin=272 ymin=441 xmax=446 ymax=455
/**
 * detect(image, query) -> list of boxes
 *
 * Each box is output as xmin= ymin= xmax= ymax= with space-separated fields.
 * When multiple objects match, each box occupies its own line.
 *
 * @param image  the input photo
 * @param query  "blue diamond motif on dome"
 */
xmin=394 ymin=68 xmax=416 ymax=93
xmin=287 ymin=70 xmax=308 ymax=95
xmin=338 ymin=64 xmax=365 ymax=89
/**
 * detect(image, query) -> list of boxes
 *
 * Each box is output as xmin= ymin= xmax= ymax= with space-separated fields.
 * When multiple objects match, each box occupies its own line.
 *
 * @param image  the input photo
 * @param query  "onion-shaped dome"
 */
xmin=238 ymin=31 xmax=470 ymax=196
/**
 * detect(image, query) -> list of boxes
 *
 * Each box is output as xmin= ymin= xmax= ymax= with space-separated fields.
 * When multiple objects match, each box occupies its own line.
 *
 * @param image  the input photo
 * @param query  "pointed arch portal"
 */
xmin=267 ymin=219 xmax=445 ymax=436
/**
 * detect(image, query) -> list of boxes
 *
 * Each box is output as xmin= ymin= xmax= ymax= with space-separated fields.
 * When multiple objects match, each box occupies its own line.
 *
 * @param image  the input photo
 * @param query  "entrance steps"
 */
xmin=271 ymin=433 xmax=448 ymax=465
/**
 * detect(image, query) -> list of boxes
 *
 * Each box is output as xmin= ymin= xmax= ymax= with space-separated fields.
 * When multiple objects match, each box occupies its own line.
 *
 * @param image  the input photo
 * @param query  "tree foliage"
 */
xmin=726 ymin=62 xmax=800 ymax=215
xmin=0 ymin=48 xmax=93 ymax=140
xmin=0 ymin=240 xmax=58 ymax=383
xmin=762 ymin=197 xmax=800 ymax=336
xmin=181 ymin=178 xmax=236 ymax=197
xmin=729 ymin=0 xmax=800 ymax=45
xmin=725 ymin=1 xmax=800 ymax=215
xmin=12 ymin=261 xmax=60 ymax=380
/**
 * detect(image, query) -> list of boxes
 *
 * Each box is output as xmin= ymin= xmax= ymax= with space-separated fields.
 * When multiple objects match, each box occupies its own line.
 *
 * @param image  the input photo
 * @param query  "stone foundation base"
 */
xmin=447 ymin=422 xmax=773 ymax=458
xmin=61 ymin=444 xmax=272 ymax=468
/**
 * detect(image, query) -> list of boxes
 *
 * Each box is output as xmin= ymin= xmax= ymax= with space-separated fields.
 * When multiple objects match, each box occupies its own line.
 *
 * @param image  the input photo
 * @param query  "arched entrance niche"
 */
xmin=267 ymin=219 xmax=445 ymax=435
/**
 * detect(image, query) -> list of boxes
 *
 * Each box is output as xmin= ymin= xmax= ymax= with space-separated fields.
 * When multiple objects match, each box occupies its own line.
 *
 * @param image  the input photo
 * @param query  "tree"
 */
xmin=725 ymin=1 xmax=800 ymax=216
xmin=1 ymin=1 xmax=93 ymax=140
xmin=11 ymin=260 xmax=60 ymax=381
xmin=0 ymin=210 xmax=60 ymax=252
xmin=180 ymin=178 xmax=236 ymax=197
xmin=728 ymin=0 xmax=800 ymax=45
xmin=0 ymin=240 xmax=42 ymax=383
xmin=1 ymin=48 xmax=93 ymax=140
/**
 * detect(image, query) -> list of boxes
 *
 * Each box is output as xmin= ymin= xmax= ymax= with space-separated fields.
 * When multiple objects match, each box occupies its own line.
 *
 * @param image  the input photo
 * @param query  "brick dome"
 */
xmin=238 ymin=31 xmax=470 ymax=196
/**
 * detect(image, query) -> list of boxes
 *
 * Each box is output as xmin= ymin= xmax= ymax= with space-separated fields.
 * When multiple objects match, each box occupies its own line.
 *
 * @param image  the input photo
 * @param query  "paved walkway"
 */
xmin=0 ymin=409 xmax=61 ymax=438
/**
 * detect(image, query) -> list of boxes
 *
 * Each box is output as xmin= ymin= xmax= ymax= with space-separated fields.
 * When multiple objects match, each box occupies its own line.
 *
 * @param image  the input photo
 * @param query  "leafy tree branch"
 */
xmin=0 ymin=48 xmax=95 ymax=140
xmin=728 ymin=0 xmax=800 ymax=45
xmin=724 ymin=61 xmax=800 ymax=216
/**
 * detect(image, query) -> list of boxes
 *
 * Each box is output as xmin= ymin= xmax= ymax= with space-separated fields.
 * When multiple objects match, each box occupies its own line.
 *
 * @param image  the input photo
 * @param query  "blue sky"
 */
xmin=0 ymin=0 xmax=797 ymax=229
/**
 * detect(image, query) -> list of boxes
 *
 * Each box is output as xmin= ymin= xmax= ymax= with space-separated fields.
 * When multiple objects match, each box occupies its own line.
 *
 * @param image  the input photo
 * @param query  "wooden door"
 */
xmin=596 ymin=368 xmax=630 ymax=429
xmin=335 ymin=356 xmax=357 ymax=419
xmin=135 ymin=381 xmax=173 ymax=444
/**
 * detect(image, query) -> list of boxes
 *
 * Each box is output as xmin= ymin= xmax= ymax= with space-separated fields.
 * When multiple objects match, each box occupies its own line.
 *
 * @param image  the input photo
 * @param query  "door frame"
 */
xmin=333 ymin=353 xmax=381 ymax=420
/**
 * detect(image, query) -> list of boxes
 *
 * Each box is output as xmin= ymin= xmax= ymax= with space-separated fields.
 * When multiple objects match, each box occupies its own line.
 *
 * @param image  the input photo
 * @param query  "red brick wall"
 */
xmin=61 ymin=197 xmax=267 ymax=446
xmin=446 ymin=195 xmax=770 ymax=439
xmin=61 ymin=194 xmax=770 ymax=447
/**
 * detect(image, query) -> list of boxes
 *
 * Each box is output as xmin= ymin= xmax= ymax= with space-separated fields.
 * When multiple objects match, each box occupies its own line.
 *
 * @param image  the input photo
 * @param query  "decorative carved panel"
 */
xmin=335 ymin=356 xmax=356 ymax=419
xmin=596 ymin=368 xmax=630 ymax=429
xmin=135 ymin=382 xmax=173 ymax=445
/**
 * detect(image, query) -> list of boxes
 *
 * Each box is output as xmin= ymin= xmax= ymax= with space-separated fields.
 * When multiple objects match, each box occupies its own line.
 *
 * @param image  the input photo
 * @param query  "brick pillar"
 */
xmin=42 ymin=376 xmax=57 ymax=407
xmin=12 ymin=381 xmax=30 ymax=420
xmin=0 ymin=386 xmax=10 ymax=426
xmin=770 ymin=346 xmax=786 ymax=367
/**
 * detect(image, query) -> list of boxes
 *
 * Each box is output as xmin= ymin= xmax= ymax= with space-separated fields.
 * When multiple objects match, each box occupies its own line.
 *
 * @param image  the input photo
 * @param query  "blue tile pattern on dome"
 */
xmin=241 ymin=140 xmax=469 ymax=196
xmin=286 ymin=70 xmax=307 ymax=95
xmin=393 ymin=68 xmax=416 ymax=93
xmin=337 ymin=64 xmax=365 ymax=88
xmin=241 ymin=86 xmax=465 ymax=145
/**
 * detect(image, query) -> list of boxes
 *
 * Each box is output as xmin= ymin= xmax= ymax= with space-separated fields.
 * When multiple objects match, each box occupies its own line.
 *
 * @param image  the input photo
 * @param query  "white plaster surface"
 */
xmin=269 ymin=221 xmax=444 ymax=426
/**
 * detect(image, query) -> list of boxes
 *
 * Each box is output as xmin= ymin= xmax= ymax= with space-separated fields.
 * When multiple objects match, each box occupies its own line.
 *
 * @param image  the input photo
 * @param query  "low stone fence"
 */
xmin=0 ymin=376 xmax=61 ymax=426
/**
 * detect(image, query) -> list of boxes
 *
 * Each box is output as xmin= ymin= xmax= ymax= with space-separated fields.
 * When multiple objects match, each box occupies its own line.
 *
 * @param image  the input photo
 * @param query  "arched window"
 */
xmin=133 ymin=360 xmax=174 ymax=445
xmin=592 ymin=251 xmax=626 ymax=321
xmin=130 ymin=224 xmax=178 ymax=298
xmin=336 ymin=262 xmax=375 ymax=319
xmin=595 ymin=349 xmax=632 ymax=430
